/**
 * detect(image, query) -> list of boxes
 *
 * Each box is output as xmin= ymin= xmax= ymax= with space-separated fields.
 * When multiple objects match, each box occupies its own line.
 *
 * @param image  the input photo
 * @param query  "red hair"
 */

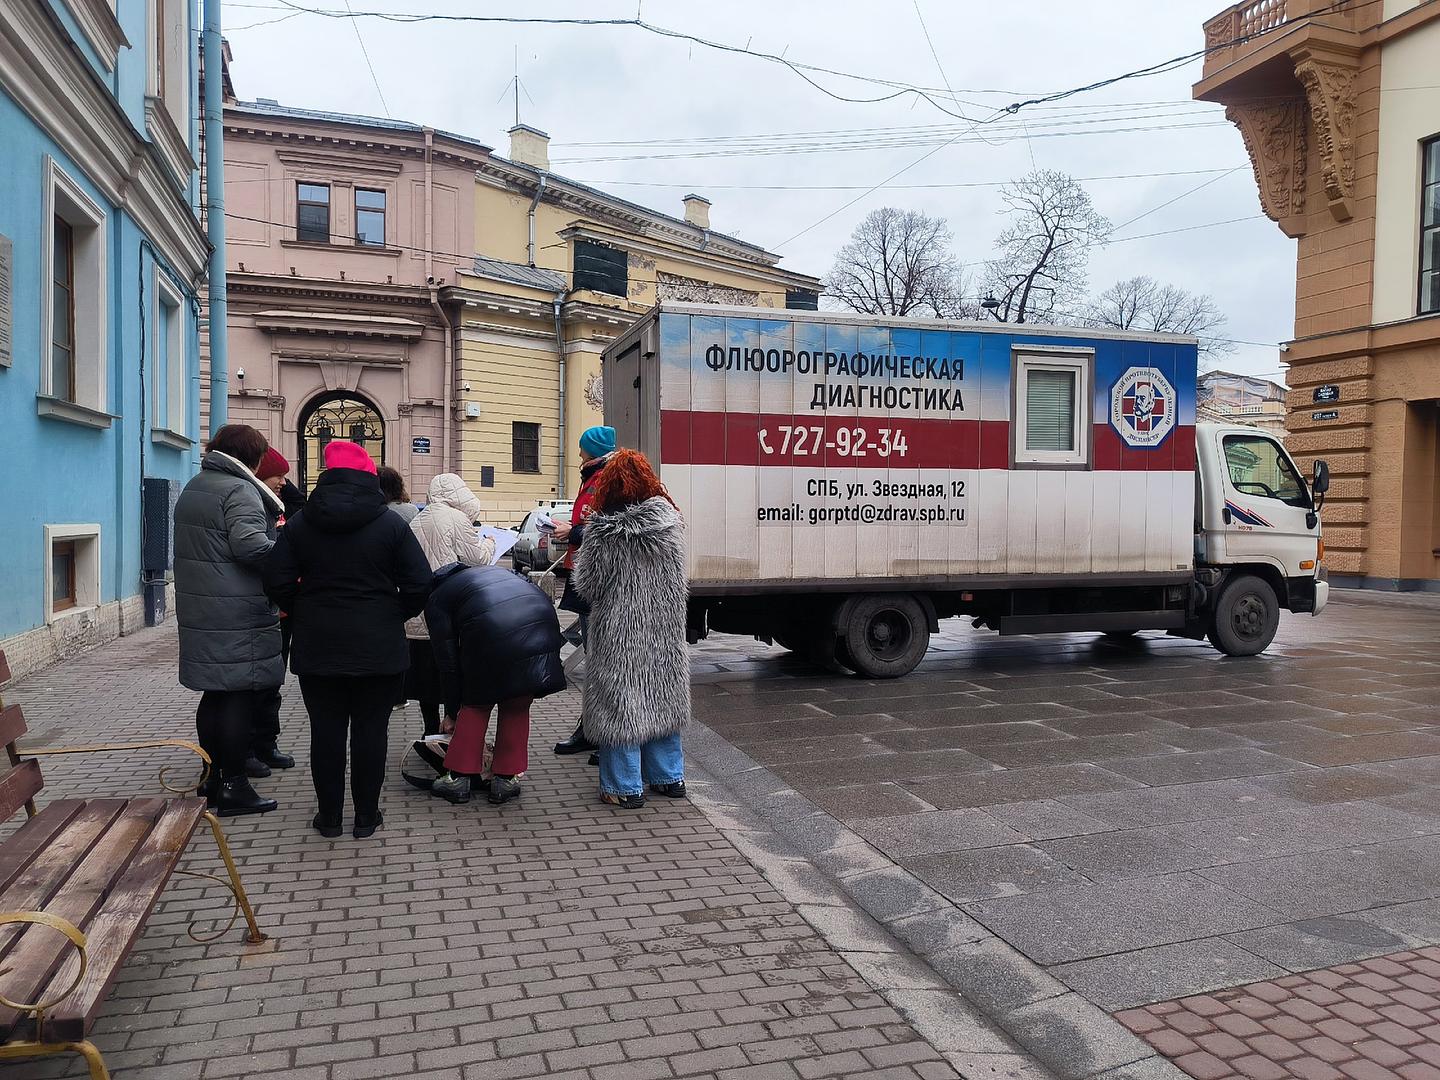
xmin=592 ymin=449 xmax=676 ymax=514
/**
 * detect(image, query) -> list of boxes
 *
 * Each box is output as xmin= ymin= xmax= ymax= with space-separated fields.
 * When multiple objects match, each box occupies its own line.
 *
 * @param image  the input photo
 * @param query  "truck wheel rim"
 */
xmin=1233 ymin=594 xmax=1266 ymax=639
xmin=867 ymin=610 xmax=912 ymax=661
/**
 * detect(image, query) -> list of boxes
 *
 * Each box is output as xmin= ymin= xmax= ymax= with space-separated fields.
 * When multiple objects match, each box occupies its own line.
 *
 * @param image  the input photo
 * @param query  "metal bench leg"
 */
xmin=201 ymin=811 xmax=267 ymax=944
xmin=73 ymin=1039 xmax=111 ymax=1080
xmin=0 ymin=1040 xmax=110 ymax=1080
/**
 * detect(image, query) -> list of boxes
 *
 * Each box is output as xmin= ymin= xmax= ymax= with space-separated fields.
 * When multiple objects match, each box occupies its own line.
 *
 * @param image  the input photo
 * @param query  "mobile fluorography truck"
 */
xmin=601 ymin=303 xmax=1330 ymax=679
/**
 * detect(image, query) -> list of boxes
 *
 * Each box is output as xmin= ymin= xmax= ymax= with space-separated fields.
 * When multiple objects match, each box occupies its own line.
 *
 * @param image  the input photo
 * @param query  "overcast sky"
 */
xmin=224 ymin=0 xmax=1295 ymax=381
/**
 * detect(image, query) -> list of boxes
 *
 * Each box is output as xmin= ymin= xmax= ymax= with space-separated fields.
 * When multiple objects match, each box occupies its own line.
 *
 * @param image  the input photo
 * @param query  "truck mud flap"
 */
xmin=997 ymin=610 xmax=1187 ymax=636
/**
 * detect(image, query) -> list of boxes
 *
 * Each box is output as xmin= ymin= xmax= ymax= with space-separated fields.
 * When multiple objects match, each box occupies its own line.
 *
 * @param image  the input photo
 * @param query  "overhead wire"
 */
xmin=342 ymin=0 xmax=391 ymax=119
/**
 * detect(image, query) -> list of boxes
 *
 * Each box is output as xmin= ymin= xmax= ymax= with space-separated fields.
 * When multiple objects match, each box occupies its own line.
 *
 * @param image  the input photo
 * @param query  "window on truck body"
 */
xmin=1013 ymin=351 xmax=1091 ymax=466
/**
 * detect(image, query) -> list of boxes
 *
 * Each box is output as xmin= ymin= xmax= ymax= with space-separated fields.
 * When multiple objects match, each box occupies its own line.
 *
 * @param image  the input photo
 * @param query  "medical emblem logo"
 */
xmin=1111 ymin=366 xmax=1176 ymax=448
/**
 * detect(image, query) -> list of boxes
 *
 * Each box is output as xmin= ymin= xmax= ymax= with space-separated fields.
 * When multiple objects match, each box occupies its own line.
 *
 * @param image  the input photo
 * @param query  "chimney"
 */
xmin=508 ymin=123 xmax=550 ymax=171
xmin=683 ymin=193 xmax=711 ymax=230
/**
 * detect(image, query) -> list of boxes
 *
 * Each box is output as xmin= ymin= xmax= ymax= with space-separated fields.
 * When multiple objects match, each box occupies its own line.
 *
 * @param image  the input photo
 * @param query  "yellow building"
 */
xmin=452 ymin=126 xmax=820 ymax=523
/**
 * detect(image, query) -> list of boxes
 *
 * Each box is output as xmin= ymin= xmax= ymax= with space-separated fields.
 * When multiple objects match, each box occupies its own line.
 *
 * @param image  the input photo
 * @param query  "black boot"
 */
xmin=198 ymin=773 xmax=219 ymax=807
xmin=353 ymin=811 xmax=383 ymax=839
xmin=312 ymin=812 xmax=342 ymax=839
xmin=243 ymin=756 xmax=272 ymax=779
xmin=213 ymin=776 xmax=278 ymax=817
xmin=256 ymin=744 xmax=295 ymax=770
xmin=554 ymin=722 xmax=596 ymax=756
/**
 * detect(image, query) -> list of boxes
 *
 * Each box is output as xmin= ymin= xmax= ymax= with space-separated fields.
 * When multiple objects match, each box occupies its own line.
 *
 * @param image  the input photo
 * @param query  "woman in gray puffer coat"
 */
xmin=572 ymin=449 xmax=689 ymax=809
xmin=174 ymin=423 xmax=287 ymax=818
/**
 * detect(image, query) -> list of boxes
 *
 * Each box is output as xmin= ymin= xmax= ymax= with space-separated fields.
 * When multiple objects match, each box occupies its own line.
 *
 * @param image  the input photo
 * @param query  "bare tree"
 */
xmin=981 ymin=170 xmax=1110 ymax=324
xmin=824 ymin=207 xmax=977 ymax=318
xmin=1088 ymin=275 xmax=1233 ymax=359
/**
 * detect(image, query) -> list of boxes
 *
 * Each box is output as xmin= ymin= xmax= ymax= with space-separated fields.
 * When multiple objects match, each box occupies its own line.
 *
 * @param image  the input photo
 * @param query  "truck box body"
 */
xmin=604 ymin=304 xmax=1199 ymax=592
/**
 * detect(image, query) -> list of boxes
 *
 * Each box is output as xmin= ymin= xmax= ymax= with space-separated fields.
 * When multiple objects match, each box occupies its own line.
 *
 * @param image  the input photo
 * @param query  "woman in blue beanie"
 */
xmin=551 ymin=425 xmax=616 ymax=756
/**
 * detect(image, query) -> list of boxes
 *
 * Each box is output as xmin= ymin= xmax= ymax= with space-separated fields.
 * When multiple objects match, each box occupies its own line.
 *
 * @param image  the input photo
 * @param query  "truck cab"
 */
xmin=1193 ymin=422 xmax=1329 ymax=655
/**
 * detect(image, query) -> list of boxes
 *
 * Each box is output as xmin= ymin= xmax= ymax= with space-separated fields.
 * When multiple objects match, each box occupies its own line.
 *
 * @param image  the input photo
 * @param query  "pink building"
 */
xmin=215 ymin=92 xmax=490 ymax=494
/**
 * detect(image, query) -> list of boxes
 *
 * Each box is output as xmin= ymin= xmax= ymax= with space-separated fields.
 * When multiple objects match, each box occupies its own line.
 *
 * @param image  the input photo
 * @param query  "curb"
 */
xmin=683 ymin=722 xmax=1188 ymax=1080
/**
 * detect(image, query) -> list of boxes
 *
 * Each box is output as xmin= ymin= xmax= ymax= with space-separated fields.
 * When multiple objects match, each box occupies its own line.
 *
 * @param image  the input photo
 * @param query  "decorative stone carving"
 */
xmin=1225 ymin=99 xmax=1308 ymax=236
xmin=397 ymin=402 xmax=414 ymax=416
xmin=1293 ymin=53 xmax=1359 ymax=222
xmin=267 ymin=394 xmax=285 ymax=410
xmin=583 ymin=371 xmax=604 ymax=412
xmin=1204 ymin=11 xmax=1238 ymax=53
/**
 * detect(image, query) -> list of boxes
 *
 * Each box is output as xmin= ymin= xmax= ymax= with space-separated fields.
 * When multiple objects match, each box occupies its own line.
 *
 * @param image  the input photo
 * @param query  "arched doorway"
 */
xmin=297 ymin=392 xmax=385 ymax=493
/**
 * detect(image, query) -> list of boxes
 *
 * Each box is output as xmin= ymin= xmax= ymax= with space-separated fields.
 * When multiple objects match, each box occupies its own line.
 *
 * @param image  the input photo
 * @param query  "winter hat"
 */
xmin=579 ymin=425 xmax=617 ymax=458
xmin=323 ymin=440 xmax=377 ymax=475
xmin=256 ymin=447 xmax=290 ymax=481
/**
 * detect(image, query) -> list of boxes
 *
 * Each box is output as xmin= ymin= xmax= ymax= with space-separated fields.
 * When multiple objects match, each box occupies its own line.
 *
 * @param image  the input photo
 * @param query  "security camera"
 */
xmin=461 ymin=381 xmax=472 ymax=392
xmin=1278 ymin=343 xmax=1289 ymax=353
xmin=236 ymin=368 xmax=246 ymax=381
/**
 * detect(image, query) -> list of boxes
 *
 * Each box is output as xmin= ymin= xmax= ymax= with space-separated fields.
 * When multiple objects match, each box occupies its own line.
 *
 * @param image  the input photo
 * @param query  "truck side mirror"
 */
xmin=1312 ymin=459 xmax=1330 ymax=495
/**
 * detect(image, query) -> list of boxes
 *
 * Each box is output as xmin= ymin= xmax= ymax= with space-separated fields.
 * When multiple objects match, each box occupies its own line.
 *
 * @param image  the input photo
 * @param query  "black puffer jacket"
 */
xmin=262 ymin=468 xmax=432 ymax=677
xmin=425 ymin=563 xmax=566 ymax=713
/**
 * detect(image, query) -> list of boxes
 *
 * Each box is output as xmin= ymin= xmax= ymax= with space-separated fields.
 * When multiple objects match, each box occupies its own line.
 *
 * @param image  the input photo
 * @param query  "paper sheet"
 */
xmin=477 ymin=526 xmax=519 ymax=565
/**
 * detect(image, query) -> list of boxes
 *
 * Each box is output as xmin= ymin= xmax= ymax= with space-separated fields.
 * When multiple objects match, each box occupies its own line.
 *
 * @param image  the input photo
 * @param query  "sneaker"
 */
xmin=648 ymin=781 xmax=686 ymax=799
xmin=430 ymin=772 xmax=471 ymax=804
xmin=487 ymin=775 xmax=522 ymax=805
xmin=600 ymin=790 xmax=645 ymax=810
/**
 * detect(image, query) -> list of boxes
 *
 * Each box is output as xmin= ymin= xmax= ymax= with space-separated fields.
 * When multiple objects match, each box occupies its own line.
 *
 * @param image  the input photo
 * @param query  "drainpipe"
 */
xmin=527 ymin=175 xmax=546 ymax=267
xmin=424 ymin=129 xmax=453 ymax=472
xmin=203 ymin=0 xmax=228 ymax=435
xmin=553 ymin=293 xmax=566 ymax=500
xmin=433 ymin=288 xmax=454 ymax=473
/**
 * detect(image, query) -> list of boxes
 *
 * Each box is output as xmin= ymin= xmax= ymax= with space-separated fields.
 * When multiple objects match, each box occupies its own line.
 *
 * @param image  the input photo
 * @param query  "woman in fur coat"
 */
xmin=571 ymin=449 xmax=690 ymax=808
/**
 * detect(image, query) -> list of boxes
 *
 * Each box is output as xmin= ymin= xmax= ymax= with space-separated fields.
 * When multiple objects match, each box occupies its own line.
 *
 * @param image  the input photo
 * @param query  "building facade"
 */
xmin=209 ymin=59 xmax=819 ymax=525
xmin=1198 ymin=370 xmax=1290 ymax=436
xmin=1196 ymin=0 xmax=1440 ymax=589
xmin=0 ymin=0 xmax=209 ymax=677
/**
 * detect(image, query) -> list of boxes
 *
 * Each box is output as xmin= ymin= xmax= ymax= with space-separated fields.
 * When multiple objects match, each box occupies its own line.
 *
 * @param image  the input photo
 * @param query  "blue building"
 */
xmin=0 ymin=0 xmax=210 ymax=677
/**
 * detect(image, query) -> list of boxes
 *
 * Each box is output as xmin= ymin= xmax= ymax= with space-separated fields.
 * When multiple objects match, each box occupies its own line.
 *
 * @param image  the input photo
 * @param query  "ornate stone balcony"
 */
xmin=1195 ymin=0 xmax=1366 ymax=237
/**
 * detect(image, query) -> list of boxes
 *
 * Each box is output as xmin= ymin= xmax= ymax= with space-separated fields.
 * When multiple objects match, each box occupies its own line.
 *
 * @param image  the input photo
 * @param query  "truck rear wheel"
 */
xmin=842 ymin=595 xmax=930 ymax=679
xmin=1208 ymin=574 xmax=1279 ymax=657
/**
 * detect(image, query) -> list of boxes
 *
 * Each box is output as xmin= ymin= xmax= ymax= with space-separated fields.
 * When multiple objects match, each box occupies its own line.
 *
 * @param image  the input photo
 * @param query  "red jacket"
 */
xmin=563 ymin=453 xmax=611 ymax=570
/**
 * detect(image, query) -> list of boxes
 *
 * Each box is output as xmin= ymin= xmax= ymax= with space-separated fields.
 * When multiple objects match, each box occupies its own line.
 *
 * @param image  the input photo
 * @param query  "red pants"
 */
xmin=444 ymin=698 xmax=531 ymax=778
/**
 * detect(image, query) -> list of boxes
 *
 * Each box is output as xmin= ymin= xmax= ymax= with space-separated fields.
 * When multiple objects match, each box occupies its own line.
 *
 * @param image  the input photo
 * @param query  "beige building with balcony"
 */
xmin=1198 ymin=371 xmax=1290 ymax=436
xmin=1196 ymin=0 xmax=1440 ymax=589
xmin=207 ymin=49 xmax=819 ymax=523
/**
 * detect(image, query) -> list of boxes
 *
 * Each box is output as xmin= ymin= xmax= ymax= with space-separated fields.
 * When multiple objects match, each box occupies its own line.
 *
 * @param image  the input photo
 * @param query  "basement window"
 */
xmin=573 ymin=240 xmax=627 ymax=297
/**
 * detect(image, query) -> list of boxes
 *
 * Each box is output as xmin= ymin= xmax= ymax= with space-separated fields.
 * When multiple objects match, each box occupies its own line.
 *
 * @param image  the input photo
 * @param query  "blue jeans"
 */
xmin=598 ymin=731 xmax=684 ymax=796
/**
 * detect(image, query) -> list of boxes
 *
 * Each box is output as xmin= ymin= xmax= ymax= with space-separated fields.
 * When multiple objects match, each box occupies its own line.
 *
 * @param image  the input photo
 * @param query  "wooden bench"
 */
xmin=0 ymin=648 xmax=266 ymax=1079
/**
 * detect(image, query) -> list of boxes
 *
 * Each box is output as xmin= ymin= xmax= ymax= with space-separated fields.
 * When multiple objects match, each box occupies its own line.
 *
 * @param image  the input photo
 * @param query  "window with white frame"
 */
xmin=41 ymin=159 xmax=107 ymax=419
xmin=148 ymin=0 xmax=189 ymax=133
xmin=153 ymin=270 xmax=187 ymax=439
xmin=44 ymin=524 xmax=101 ymax=622
xmin=1014 ymin=351 xmax=1091 ymax=466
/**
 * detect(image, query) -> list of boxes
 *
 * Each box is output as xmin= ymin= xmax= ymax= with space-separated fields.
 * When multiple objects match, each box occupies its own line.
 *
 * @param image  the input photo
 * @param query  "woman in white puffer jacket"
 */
xmin=404 ymin=473 xmax=495 ymax=736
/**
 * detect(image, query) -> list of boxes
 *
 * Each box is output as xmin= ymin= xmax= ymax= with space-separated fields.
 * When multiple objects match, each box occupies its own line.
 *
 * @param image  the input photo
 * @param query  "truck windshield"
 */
xmin=1223 ymin=434 xmax=1309 ymax=508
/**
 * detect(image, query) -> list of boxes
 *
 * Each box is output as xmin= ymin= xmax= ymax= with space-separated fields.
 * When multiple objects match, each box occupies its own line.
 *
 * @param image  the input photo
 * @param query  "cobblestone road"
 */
xmin=685 ymin=590 xmax=1440 ymax=1079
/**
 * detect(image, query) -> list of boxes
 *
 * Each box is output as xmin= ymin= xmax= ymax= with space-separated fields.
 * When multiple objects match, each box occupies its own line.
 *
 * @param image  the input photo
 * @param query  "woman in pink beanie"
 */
xmin=263 ymin=441 xmax=432 ymax=838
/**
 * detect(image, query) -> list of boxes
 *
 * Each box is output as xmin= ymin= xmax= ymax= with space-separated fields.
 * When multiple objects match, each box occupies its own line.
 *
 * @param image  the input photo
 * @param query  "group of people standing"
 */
xmin=172 ymin=420 xmax=690 ymax=839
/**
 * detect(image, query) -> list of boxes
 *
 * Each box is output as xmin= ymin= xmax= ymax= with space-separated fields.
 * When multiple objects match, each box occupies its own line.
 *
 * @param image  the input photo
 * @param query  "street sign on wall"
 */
xmin=411 ymin=437 xmax=431 ymax=455
xmin=1313 ymin=385 xmax=1340 ymax=403
xmin=1312 ymin=410 xmax=1340 ymax=421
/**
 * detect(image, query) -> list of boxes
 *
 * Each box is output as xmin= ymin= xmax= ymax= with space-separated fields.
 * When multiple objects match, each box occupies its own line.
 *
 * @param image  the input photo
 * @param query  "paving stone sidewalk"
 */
xmin=1 ymin=623 xmax=1005 ymax=1080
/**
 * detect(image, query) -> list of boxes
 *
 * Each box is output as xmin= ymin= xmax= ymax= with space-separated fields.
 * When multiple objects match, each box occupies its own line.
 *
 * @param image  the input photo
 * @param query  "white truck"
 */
xmin=601 ymin=304 xmax=1329 ymax=678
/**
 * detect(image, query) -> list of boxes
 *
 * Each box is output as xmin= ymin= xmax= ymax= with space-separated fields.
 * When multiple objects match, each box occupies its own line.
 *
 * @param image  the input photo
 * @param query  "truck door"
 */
xmin=608 ymin=342 xmax=643 ymax=452
xmin=1216 ymin=431 xmax=1318 ymax=574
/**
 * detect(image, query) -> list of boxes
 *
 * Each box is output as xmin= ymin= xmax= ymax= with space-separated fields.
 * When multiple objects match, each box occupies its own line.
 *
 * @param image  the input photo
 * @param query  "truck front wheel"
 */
xmin=1208 ymin=574 xmax=1279 ymax=657
xmin=843 ymin=595 xmax=930 ymax=679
